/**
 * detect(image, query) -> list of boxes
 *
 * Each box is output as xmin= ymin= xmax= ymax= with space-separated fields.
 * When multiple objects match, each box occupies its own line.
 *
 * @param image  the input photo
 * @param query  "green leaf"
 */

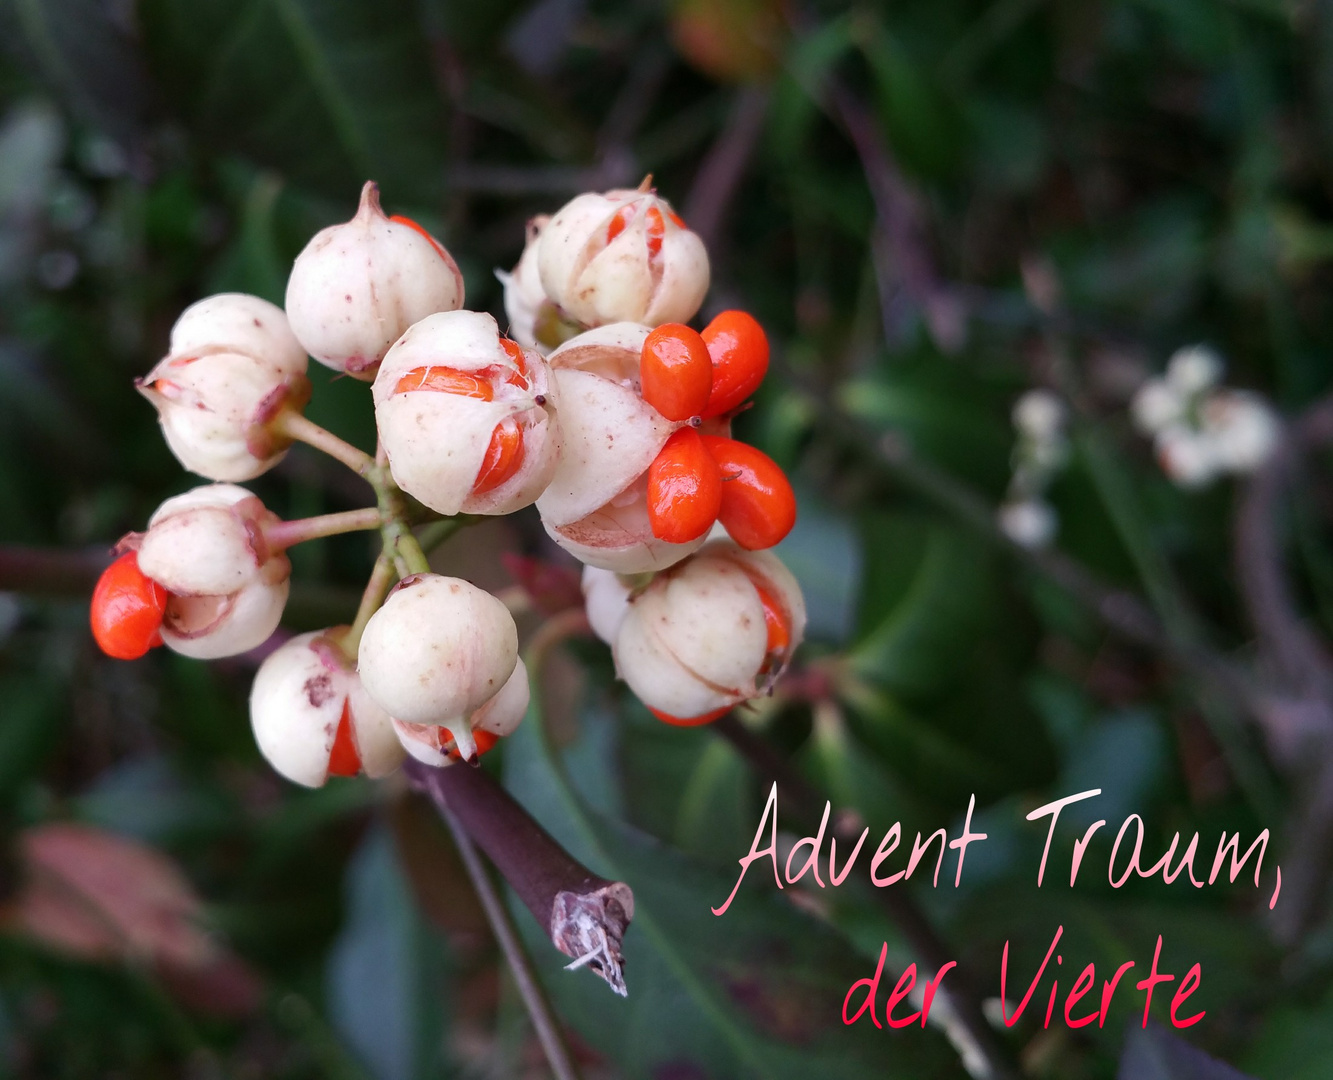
xmin=503 ymin=661 xmax=956 ymax=1080
xmin=850 ymin=515 xmax=996 ymax=698
xmin=326 ymin=824 xmax=450 ymax=1080
xmin=137 ymin=0 xmax=449 ymax=204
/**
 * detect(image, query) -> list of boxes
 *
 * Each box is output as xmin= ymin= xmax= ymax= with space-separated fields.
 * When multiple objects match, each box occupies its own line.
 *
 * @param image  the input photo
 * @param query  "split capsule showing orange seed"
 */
xmin=641 ymin=323 xmax=713 ymax=421
xmin=700 ymin=436 xmax=796 ymax=550
xmin=90 ymin=551 xmax=168 ymax=660
xmin=700 ymin=310 xmax=769 ymax=419
xmin=325 ymin=702 xmax=363 ymax=779
xmin=648 ymin=705 xmax=732 ymax=727
xmin=473 ymin=419 xmax=526 ymax=495
xmin=647 ymin=428 xmax=724 ymax=544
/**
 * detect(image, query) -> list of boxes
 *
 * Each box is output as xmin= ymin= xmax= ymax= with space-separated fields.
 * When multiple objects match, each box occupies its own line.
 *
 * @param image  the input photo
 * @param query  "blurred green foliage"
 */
xmin=2 ymin=0 xmax=1333 ymax=1077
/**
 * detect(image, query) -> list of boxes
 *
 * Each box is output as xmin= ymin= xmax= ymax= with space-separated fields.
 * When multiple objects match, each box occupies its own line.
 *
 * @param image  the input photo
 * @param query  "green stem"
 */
xmin=264 ymin=507 xmax=382 ymax=551
xmin=374 ymin=473 xmax=431 ymax=577
xmin=344 ymin=551 xmax=397 ymax=657
xmin=274 ymin=410 xmax=377 ymax=476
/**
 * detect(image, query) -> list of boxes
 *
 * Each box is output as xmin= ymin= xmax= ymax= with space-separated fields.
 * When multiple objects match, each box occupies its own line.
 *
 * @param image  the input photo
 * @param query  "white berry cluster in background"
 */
xmin=90 ymin=178 xmax=807 ymax=789
xmin=1131 ymin=345 xmax=1280 ymax=488
xmin=998 ymin=389 xmax=1068 ymax=550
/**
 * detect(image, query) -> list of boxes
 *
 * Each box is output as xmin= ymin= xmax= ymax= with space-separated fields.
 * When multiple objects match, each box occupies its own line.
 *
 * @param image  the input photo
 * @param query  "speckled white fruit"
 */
xmin=169 ymin=293 xmax=307 ymax=376
xmin=612 ymin=540 xmax=805 ymax=720
xmin=372 ymin=311 xmax=561 ymax=516
xmin=138 ymin=295 xmax=311 ymax=482
xmin=285 ymin=181 xmax=464 ymax=380
xmin=394 ymin=658 xmax=530 ymax=767
xmin=357 ymin=574 xmax=518 ymax=760
xmin=250 ymin=629 xmax=403 ymax=787
xmin=537 ymin=189 xmax=709 ymax=330
xmin=133 ymin=484 xmax=291 ymax=659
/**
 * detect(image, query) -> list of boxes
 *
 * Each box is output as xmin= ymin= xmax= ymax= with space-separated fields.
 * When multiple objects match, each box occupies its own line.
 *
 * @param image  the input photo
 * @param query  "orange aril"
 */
xmin=90 ymin=552 xmax=168 ymax=660
xmin=648 ymin=705 xmax=731 ymax=727
xmin=640 ymin=324 xmax=713 ymax=420
xmin=394 ymin=366 xmax=493 ymax=400
xmin=473 ymin=419 xmax=525 ymax=495
xmin=700 ymin=310 xmax=769 ymax=418
xmin=700 ymin=436 xmax=796 ymax=550
xmin=326 ymin=701 xmax=362 ymax=778
xmin=646 ymin=428 xmax=723 ymax=544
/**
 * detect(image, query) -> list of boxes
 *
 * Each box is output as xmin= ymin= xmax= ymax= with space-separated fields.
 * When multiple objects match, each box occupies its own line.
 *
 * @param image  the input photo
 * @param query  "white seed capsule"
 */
xmin=394 ymin=658 xmax=530 ymax=767
xmin=372 ymin=310 xmax=561 ymax=516
xmin=134 ymin=484 xmax=290 ymax=659
xmin=357 ymin=574 xmax=519 ymax=761
xmin=581 ymin=566 xmax=635 ymax=645
xmin=612 ymin=540 xmax=806 ymax=722
xmin=535 ymin=323 xmax=714 ymax=573
xmin=285 ymin=181 xmax=465 ymax=380
xmin=250 ymin=629 xmax=403 ymax=787
xmin=497 ymin=215 xmax=555 ymax=353
xmin=537 ymin=188 xmax=709 ymax=330
xmin=137 ymin=294 xmax=311 ymax=482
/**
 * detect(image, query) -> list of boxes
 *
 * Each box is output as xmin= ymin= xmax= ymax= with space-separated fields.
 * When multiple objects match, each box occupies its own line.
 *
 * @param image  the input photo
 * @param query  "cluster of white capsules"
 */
xmin=91 ymin=179 xmax=808 ymax=787
xmin=1131 ymin=345 xmax=1279 ymax=488
xmin=998 ymin=389 xmax=1068 ymax=550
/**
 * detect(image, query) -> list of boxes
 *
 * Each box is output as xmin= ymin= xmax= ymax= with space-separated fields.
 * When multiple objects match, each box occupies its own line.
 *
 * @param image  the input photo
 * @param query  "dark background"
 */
xmin=1 ymin=0 xmax=1332 ymax=1077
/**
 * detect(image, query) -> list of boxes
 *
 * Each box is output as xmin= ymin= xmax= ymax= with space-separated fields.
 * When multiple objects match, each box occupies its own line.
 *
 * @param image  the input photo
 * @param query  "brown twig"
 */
xmin=822 ymin=80 xmax=965 ymax=353
xmin=430 ymin=785 xmax=583 ymax=1080
xmin=0 ymin=544 xmax=111 ymax=596
xmin=683 ymin=86 xmax=771 ymax=254
xmin=1234 ymin=392 xmax=1333 ymax=941
xmin=403 ymin=758 xmax=634 ymax=997
xmin=713 ymin=713 xmax=1016 ymax=1080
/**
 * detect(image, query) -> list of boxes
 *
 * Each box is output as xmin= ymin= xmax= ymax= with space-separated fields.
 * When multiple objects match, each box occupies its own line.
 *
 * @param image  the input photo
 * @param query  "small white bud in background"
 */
xmin=249 ymin=629 xmax=403 ymax=787
xmin=372 ymin=310 xmax=561 ymax=516
xmin=1165 ymin=345 xmax=1223 ymax=396
xmin=1155 ymin=425 xmax=1221 ymax=489
xmin=612 ymin=540 xmax=805 ymax=723
xmin=394 ymin=659 xmax=530 ymax=767
xmin=537 ymin=188 xmax=709 ymax=330
xmin=137 ymin=294 xmax=311 ymax=482
xmin=1201 ymin=390 xmax=1280 ymax=474
xmin=1130 ymin=378 xmax=1183 ymax=436
xmin=997 ymin=498 xmax=1058 ymax=550
xmin=1011 ymin=389 xmax=1065 ymax=443
xmin=357 ymin=574 xmax=519 ymax=763
xmin=133 ymin=484 xmax=290 ymax=659
xmin=285 ymin=181 xmax=465 ymax=380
